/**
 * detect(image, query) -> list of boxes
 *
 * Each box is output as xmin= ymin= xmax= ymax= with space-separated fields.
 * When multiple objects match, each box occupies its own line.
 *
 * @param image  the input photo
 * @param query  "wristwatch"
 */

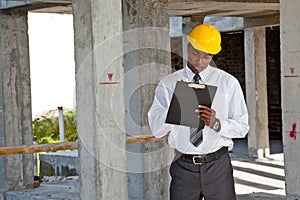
xmin=212 ymin=118 xmax=220 ymax=132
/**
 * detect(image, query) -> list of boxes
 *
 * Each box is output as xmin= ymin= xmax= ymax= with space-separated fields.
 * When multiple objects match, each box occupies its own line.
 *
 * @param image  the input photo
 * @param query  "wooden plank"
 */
xmin=0 ymin=142 xmax=78 ymax=156
xmin=0 ymin=134 xmax=169 ymax=156
xmin=126 ymin=134 xmax=169 ymax=144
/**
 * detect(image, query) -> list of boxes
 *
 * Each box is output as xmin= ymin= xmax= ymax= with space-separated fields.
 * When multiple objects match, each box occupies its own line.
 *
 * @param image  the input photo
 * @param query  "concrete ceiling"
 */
xmin=169 ymin=0 xmax=279 ymax=17
xmin=31 ymin=4 xmax=72 ymax=14
xmin=7 ymin=0 xmax=279 ymax=18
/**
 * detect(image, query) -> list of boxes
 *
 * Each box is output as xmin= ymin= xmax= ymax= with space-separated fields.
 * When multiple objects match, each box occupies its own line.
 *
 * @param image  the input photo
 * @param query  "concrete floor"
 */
xmin=6 ymin=178 xmax=80 ymax=200
xmin=6 ymin=140 xmax=285 ymax=200
xmin=231 ymin=139 xmax=285 ymax=199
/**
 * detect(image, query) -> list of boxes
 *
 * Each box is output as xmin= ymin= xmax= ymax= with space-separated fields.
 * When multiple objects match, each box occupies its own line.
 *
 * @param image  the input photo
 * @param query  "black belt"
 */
xmin=180 ymin=147 xmax=228 ymax=165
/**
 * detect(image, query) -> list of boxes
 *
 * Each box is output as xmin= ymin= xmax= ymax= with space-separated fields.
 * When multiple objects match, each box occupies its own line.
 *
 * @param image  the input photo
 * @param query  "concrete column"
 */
xmin=72 ymin=0 xmax=127 ymax=199
xmin=281 ymin=0 xmax=300 ymax=198
xmin=244 ymin=27 xmax=269 ymax=158
xmin=0 ymin=11 xmax=33 ymax=197
xmin=122 ymin=0 xmax=172 ymax=199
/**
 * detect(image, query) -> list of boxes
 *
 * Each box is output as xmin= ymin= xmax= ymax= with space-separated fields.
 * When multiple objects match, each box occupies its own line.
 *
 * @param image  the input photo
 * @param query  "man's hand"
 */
xmin=195 ymin=105 xmax=216 ymax=128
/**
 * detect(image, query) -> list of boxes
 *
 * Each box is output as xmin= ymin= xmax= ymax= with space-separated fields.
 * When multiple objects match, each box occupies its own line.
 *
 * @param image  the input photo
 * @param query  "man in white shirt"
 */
xmin=148 ymin=24 xmax=249 ymax=200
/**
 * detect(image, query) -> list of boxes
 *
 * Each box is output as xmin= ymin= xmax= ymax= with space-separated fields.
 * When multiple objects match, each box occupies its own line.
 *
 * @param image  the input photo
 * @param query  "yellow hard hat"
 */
xmin=187 ymin=24 xmax=222 ymax=55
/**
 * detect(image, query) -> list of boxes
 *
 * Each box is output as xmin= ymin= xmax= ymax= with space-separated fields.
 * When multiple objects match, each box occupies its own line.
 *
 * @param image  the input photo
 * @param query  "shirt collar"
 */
xmin=185 ymin=65 xmax=212 ymax=83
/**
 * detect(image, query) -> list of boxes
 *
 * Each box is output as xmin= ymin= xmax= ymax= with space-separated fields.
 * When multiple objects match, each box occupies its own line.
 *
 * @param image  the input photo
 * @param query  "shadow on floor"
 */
xmin=237 ymin=192 xmax=285 ymax=200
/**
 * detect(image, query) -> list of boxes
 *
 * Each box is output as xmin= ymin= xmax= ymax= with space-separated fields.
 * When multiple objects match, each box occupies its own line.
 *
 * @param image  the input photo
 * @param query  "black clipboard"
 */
xmin=165 ymin=81 xmax=217 ymax=129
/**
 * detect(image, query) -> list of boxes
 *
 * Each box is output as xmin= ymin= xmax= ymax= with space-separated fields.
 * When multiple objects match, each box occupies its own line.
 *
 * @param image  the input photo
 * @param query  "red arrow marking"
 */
xmin=99 ymin=82 xmax=120 ymax=85
xmin=99 ymin=72 xmax=120 ymax=84
xmin=107 ymin=73 xmax=113 ymax=81
xmin=284 ymin=67 xmax=299 ymax=78
xmin=290 ymin=123 xmax=297 ymax=140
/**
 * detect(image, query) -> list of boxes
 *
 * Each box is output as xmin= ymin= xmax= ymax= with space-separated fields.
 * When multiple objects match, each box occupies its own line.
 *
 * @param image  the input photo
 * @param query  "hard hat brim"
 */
xmin=187 ymin=35 xmax=222 ymax=55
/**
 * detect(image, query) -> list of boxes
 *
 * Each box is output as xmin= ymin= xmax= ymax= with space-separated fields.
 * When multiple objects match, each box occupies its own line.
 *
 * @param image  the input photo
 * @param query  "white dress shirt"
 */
xmin=148 ymin=65 xmax=250 ymax=154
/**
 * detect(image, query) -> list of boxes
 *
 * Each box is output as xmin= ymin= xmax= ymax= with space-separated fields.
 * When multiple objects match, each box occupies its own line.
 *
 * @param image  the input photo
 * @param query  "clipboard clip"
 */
xmin=188 ymin=83 xmax=206 ymax=89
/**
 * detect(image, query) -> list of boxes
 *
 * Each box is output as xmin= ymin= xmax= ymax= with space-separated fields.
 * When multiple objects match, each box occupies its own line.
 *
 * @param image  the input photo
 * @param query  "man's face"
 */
xmin=187 ymin=43 xmax=213 ymax=73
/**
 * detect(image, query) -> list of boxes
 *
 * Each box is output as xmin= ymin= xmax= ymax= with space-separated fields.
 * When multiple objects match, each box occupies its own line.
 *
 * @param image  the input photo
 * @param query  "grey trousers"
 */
xmin=169 ymin=152 xmax=236 ymax=200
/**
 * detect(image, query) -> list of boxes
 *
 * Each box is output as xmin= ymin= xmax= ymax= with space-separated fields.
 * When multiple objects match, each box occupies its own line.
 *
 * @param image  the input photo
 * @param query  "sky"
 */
xmin=28 ymin=13 xmax=75 ymax=117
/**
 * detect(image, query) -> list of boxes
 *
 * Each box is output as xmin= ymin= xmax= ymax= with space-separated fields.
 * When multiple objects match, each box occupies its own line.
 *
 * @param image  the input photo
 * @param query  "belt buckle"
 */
xmin=192 ymin=155 xmax=203 ymax=165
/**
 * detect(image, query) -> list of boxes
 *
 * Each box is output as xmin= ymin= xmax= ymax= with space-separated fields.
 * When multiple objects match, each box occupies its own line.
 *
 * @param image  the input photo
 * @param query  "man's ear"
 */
xmin=209 ymin=56 xmax=215 ymax=65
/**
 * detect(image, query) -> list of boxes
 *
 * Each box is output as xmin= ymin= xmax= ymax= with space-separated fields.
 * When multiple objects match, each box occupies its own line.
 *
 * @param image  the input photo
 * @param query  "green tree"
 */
xmin=32 ymin=109 xmax=77 ymax=144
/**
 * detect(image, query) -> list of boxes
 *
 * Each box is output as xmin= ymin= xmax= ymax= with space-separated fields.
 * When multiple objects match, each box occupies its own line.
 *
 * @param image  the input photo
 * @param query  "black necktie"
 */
xmin=190 ymin=73 xmax=203 ymax=147
xmin=193 ymin=73 xmax=201 ymax=84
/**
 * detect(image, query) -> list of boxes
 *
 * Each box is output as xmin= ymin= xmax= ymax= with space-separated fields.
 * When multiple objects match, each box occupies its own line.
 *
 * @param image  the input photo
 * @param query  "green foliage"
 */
xmin=32 ymin=109 xmax=77 ymax=144
xmin=63 ymin=110 xmax=78 ymax=142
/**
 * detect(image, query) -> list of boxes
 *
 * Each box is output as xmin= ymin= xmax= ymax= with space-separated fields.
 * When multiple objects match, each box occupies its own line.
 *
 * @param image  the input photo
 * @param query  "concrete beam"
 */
xmin=3 ymin=0 xmax=280 ymax=18
xmin=204 ymin=14 xmax=278 ymax=33
xmin=0 ymin=10 xmax=33 ymax=197
xmin=211 ymin=10 xmax=278 ymax=18
xmin=29 ymin=4 xmax=72 ymax=13
xmin=280 ymin=0 xmax=300 ymax=198
xmin=169 ymin=1 xmax=279 ymax=17
xmin=15 ymin=0 xmax=279 ymax=6
xmin=0 ymin=2 xmax=71 ymax=12
xmin=245 ymin=27 xmax=269 ymax=158
xmin=7 ymin=0 xmax=70 ymax=3
xmin=182 ymin=0 xmax=279 ymax=2
xmin=244 ymin=13 xmax=279 ymax=28
xmin=204 ymin=16 xmax=244 ymax=32
xmin=169 ymin=0 xmax=278 ymax=3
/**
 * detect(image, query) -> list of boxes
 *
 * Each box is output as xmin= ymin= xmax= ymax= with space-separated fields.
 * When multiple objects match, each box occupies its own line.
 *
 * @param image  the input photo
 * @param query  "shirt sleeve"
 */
xmin=219 ymin=79 xmax=250 ymax=139
xmin=148 ymin=81 xmax=173 ymax=138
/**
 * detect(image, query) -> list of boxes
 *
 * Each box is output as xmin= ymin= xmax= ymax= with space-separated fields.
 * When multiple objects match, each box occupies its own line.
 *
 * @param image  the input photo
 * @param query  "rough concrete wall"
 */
xmin=73 ymin=0 xmax=127 ymax=199
xmin=0 ymin=10 xmax=33 ymax=193
xmin=91 ymin=0 xmax=127 ymax=199
xmin=280 ymin=0 xmax=300 ymax=198
xmin=122 ymin=0 xmax=145 ymax=198
xmin=123 ymin=0 xmax=173 ymax=199
xmin=72 ymin=0 xmax=98 ymax=199
xmin=39 ymin=153 xmax=78 ymax=176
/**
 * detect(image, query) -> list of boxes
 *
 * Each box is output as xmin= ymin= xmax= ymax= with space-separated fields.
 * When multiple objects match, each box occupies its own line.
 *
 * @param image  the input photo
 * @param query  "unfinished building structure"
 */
xmin=0 ymin=0 xmax=299 ymax=199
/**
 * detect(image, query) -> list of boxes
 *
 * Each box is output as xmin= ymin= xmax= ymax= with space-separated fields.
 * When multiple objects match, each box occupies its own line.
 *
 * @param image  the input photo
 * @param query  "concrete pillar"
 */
xmin=170 ymin=16 xmax=183 ymax=37
xmin=281 ymin=0 xmax=300 ymax=198
xmin=244 ymin=27 xmax=269 ymax=158
xmin=122 ymin=0 xmax=172 ymax=199
xmin=72 ymin=0 xmax=127 ymax=199
xmin=0 ymin=11 xmax=33 ymax=197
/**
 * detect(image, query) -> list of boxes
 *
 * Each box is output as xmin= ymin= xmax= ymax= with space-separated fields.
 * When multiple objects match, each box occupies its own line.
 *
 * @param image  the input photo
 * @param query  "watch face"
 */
xmin=213 ymin=119 xmax=219 ymax=130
